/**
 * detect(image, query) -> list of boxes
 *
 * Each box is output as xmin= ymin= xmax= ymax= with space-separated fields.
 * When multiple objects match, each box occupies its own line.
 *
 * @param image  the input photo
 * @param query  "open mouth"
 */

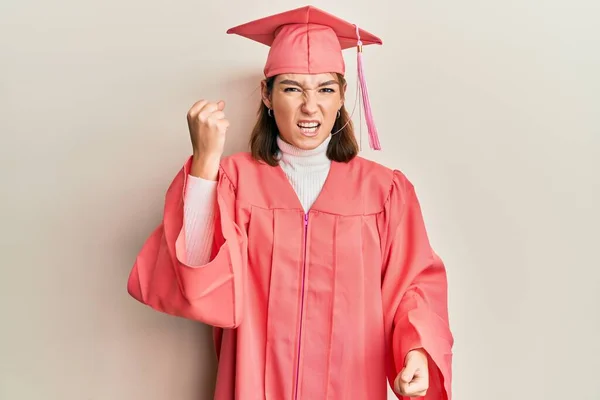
xmin=297 ymin=122 xmax=321 ymax=136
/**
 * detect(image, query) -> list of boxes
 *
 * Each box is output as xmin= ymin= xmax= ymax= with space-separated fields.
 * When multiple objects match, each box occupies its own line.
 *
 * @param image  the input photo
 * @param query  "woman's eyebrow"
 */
xmin=279 ymin=79 xmax=301 ymax=86
xmin=317 ymin=80 xmax=339 ymax=87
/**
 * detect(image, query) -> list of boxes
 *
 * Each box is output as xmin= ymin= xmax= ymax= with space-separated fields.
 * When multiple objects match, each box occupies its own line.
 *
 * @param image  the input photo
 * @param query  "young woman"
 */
xmin=127 ymin=6 xmax=454 ymax=399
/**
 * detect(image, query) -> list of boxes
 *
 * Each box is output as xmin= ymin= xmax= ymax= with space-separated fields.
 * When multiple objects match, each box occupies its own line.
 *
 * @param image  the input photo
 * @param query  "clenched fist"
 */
xmin=394 ymin=348 xmax=429 ymax=397
xmin=186 ymin=100 xmax=230 ymax=180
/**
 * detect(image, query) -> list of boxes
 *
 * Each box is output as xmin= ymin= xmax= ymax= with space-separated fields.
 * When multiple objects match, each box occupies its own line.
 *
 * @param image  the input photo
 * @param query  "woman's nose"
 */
xmin=301 ymin=92 xmax=318 ymax=115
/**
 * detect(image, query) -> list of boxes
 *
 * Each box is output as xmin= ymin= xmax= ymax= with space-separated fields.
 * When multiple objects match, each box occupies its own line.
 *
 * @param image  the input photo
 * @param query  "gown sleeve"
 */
xmin=380 ymin=170 xmax=454 ymax=400
xmin=126 ymin=156 xmax=247 ymax=328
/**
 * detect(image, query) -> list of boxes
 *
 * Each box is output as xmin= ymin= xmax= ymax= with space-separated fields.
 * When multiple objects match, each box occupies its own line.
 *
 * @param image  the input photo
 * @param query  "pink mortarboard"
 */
xmin=227 ymin=5 xmax=384 ymax=150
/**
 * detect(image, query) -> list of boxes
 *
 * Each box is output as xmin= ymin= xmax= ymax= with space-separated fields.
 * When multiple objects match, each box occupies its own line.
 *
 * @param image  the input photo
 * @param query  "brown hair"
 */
xmin=249 ymin=73 xmax=359 ymax=166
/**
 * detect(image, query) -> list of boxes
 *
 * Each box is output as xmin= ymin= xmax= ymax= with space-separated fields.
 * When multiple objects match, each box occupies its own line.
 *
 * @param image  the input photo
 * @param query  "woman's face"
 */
xmin=262 ymin=73 xmax=345 ymax=150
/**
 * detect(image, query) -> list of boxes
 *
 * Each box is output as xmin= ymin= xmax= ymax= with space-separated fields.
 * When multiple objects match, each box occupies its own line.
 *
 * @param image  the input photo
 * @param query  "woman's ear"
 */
xmin=340 ymin=81 xmax=348 ymax=108
xmin=261 ymin=79 xmax=272 ymax=110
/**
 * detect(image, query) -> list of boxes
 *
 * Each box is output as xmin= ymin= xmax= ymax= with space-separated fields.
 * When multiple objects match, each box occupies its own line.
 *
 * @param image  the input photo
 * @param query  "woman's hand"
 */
xmin=394 ymin=348 xmax=429 ymax=397
xmin=186 ymin=100 xmax=229 ymax=180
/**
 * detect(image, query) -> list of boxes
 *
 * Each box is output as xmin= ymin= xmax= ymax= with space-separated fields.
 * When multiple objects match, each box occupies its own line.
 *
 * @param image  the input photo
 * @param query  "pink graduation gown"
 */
xmin=127 ymin=152 xmax=454 ymax=400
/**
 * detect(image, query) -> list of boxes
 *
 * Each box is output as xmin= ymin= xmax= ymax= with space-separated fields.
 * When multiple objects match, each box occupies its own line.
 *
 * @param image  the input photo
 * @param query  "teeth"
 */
xmin=298 ymin=122 xmax=319 ymax=128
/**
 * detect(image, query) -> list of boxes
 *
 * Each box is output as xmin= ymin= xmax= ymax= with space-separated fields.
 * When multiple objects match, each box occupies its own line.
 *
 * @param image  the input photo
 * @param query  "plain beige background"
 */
xmin=1 ymin=0 xmax=599 ymax=399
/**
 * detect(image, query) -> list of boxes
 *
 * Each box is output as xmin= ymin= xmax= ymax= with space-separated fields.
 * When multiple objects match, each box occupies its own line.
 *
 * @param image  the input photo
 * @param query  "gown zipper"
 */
xmin=294 ymin=212 xmax=309 ymax=400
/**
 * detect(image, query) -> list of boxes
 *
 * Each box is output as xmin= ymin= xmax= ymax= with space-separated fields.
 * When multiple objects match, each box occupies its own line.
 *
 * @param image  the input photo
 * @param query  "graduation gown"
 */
xmin=127 ymin=152 xmax=454 ymax=400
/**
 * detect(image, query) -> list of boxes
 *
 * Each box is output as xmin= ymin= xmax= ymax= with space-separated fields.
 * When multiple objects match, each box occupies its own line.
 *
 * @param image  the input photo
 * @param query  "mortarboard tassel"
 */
xmin=355 ymin=25 xmax=382 ymax=150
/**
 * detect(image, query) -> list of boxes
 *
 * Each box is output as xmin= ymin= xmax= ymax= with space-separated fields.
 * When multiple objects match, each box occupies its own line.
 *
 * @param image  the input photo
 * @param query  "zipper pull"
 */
xmin=304 ymin=213 xmax=309 ymax=226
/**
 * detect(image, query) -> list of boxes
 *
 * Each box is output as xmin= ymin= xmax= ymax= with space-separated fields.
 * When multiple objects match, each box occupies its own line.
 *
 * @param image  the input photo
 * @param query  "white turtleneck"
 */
xmin=180 ymin=134 xmax=332 ymax=266
xmin=275 ymin=133 xmax=332 ymax=212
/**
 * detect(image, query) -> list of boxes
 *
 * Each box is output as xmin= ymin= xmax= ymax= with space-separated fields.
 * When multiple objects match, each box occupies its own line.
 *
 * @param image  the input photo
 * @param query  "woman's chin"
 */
xmin=295 ymin=132 xmax=328 ymax=149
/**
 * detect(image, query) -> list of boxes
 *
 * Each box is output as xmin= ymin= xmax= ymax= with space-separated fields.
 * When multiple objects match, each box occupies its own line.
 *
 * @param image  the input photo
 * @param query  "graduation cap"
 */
xmin=227 ymin=5 xmax=383 ymax=150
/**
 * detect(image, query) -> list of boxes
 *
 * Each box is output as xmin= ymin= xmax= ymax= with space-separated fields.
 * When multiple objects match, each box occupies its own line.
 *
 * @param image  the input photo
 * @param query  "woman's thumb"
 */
xmin=401 ymin=358 xmax=418 ymax=383
xmin=217 ymin=100 xmax=226 ymax=111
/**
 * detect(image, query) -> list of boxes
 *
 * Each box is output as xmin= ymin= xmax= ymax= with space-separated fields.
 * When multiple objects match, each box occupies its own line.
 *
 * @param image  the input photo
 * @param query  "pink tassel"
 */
xmin=356 ymin=26 xmax=381 ymax=150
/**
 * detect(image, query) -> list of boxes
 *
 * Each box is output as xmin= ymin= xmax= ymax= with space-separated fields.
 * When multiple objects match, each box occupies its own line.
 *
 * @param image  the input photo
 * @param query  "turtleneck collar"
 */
xmin=276 ymin=134 xmax=332 ymax=168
